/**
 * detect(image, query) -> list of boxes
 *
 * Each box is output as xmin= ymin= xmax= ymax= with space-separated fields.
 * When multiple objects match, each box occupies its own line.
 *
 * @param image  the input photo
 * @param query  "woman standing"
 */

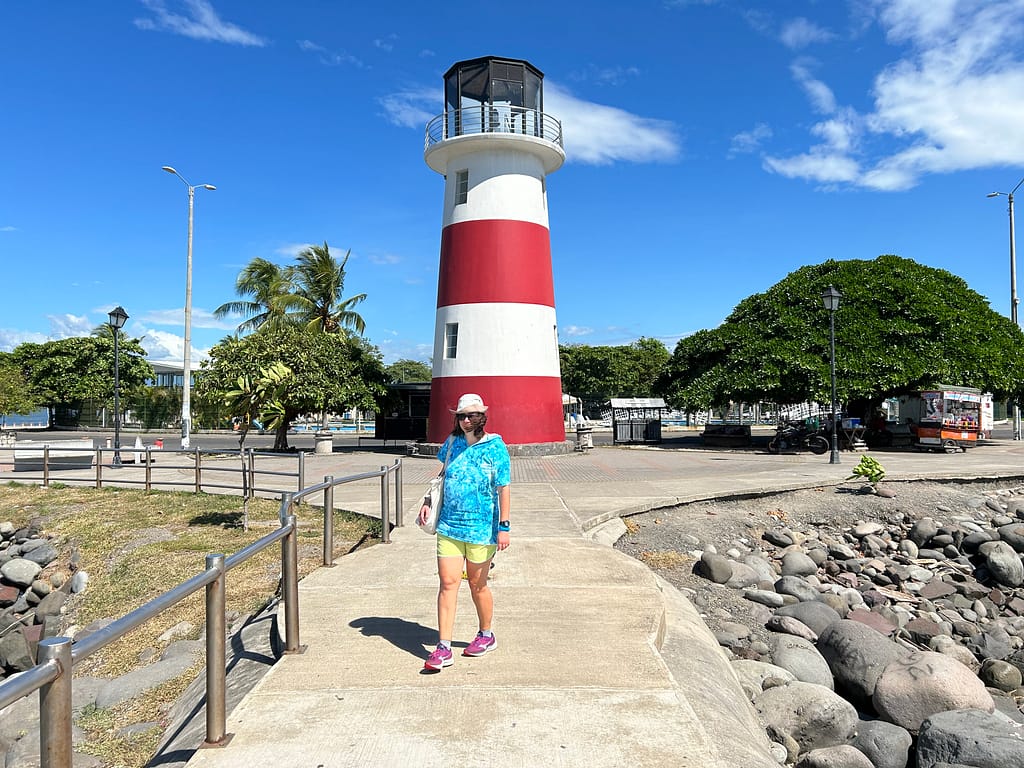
xmin=417 ymin=393 xmax=511 ymax=671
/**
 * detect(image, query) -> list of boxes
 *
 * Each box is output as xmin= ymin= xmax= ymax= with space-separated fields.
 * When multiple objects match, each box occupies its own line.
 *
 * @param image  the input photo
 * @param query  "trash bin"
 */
xmin=576 ymin=425 xmax=593 ymax=451
xmin=314 ymin=430 xmax=334 ymax=455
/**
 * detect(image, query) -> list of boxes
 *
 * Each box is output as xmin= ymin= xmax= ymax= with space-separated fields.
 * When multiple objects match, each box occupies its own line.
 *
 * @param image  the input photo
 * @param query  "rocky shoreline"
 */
xmin=618 ymin=480 xmax=1024 ymax=767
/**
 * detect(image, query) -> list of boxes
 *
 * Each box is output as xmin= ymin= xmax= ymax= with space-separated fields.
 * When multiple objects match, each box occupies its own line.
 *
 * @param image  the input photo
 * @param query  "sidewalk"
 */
xmin=170 ymin=440 xmax=1024 ymax=767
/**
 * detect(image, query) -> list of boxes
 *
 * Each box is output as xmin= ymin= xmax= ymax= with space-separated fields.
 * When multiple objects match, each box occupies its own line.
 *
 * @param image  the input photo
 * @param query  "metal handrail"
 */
xmin=0 ymin=458 xmax=403 ymax=768
xmin=425 ymin=106 xmax=563 ymax=148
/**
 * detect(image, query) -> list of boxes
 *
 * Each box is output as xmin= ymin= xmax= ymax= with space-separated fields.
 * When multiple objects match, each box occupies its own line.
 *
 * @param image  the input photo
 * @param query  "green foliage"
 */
xmin=385 ymin=359 xmax=432 ymax=383
xmin=129 ymin=387 xmax=181 ymax=431
xmin=0 ymin=356 xmax=39 ymax=416
xmin=559 ymin=337 xmax=670 ymax=414
xmin=659 ymin=255 xmax=1024 ymax=412
xmin=848 ymin=455 xmax=885 ymax=486
xmin=224 ymin=361 xmax=293 ymax=448
xmin=8 ymin=336 xmax=153 ymax=421
xmin=196 ymin=325 xmax=387 ymax=449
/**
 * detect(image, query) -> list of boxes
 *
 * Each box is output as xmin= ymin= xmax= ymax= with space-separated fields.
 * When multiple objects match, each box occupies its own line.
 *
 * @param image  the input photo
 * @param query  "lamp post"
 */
xmin=988 ymin=176 xmax=1024 ymax=441
xmin=163 ymin=166 xmax=216 ymax=449
xmin=821 ymin=285 xmax=842 ymax=465
xmin=108 ymin=306 xmax=128 ymax=468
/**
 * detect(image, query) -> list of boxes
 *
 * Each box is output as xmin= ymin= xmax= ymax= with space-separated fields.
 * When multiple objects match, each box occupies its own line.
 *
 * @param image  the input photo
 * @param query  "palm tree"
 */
xmin=290 ymin=242 xmax=366 ymax=335
xmin=214 ymin=258 xmax=296 ymax=334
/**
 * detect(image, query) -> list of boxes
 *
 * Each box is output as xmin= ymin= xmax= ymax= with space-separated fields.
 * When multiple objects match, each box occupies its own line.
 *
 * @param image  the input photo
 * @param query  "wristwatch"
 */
xmin=498 ymin=521 xmax=510 ymax=532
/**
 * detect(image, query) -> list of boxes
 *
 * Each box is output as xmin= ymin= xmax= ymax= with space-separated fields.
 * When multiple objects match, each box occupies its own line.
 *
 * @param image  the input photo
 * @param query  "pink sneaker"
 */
xmin=463 ymin=632 xmax=497 ymax=657
xmin=424 ymin=645 xmax=453 ymax=670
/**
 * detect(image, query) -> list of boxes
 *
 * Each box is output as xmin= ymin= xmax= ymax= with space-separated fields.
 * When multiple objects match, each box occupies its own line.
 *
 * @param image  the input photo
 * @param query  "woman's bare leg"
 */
xmin=436 ymin=556 xmax=463 ymax=643
xmin=464 ymin=558 xmax=494 ymax=632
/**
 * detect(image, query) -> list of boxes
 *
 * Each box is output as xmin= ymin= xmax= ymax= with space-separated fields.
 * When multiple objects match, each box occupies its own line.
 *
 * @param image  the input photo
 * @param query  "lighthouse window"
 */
xmin=455 ymin=170 xmax=469 ymax=205
xmin=445 ymin=323 xmax=459 ymax=358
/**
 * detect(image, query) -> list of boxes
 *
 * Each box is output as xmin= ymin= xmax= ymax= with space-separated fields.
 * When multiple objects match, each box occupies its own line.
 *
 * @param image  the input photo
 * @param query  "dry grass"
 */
xmin=637 ymin=549 xmax=692 ymax=570
xmin=1 ymin=481 xmax=380 ymax=766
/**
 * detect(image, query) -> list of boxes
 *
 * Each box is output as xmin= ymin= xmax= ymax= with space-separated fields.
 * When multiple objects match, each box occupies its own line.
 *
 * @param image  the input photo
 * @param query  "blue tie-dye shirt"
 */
xmin=435 ymin=433 xmax=511 ymax=545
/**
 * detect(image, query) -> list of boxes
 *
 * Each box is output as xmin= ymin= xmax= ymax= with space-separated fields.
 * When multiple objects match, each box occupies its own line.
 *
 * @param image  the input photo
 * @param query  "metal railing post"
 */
xmin=204 ymin=553 xmax=228 ymax=745
xmin=380 ymin=465 xmax=390 ymax=544
xmin=94 ymin=447 xmax=101 ymax=489
xmin=247 ymin=448 xmax=255 ymax=499
xmin=281 ymin=510 xmax=301 ymax=653
xmin=297 ymin=451 xmax=305 ymax=495
xmin=145 ymin=447 xmax=152 ymax=491
xmin=195 ymin=449 xmax=202 ymax=494
xmin=37 ymin=637 xmax=73 ymax=768
xmin=393 ymin=458 xmax=403 ymax=527
xmin=43 ymin=445 xmax=50 ymax=488
xmin=323 ymin=476 xmax=334 ymax=566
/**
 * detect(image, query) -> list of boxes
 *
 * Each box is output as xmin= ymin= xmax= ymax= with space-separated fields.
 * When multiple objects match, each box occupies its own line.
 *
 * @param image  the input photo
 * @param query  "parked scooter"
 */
xmin=767 ymin=421 xmax=830 ymax=455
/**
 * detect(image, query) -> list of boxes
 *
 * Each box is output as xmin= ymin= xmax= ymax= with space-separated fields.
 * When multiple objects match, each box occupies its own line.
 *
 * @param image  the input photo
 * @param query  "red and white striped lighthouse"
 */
xmin=424 ymin=57 xmax=566 ymax=445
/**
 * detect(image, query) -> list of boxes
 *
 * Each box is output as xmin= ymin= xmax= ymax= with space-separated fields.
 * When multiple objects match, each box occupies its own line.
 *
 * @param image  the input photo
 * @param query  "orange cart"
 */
xmin=902 ymin=386 xmax=984 ymax=453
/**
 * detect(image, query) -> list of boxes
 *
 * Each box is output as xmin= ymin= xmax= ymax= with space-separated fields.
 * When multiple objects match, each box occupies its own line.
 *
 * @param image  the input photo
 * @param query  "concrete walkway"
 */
xmin=37 ymin=437 xmax=1024 ymax=768
xmin=176 ymin=439 xmax=1024 ymax=768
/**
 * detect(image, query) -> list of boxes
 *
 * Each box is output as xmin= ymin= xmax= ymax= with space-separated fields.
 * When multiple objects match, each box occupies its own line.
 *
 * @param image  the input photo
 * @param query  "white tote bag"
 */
xmin=418 ymin=441 xmax=452 ymax=535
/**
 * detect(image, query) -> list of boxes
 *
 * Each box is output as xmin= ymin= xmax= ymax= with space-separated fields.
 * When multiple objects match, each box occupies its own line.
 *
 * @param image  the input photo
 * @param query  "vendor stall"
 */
xmin=899 ymin=386 xmax=985 ymax=453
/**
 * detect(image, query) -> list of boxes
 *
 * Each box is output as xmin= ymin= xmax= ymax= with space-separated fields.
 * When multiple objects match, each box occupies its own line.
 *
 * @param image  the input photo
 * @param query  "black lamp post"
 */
xmin=108 ymin=306 xmax=128 ymax=468
xmin=821 ymin=286 xmax=842 ymax=465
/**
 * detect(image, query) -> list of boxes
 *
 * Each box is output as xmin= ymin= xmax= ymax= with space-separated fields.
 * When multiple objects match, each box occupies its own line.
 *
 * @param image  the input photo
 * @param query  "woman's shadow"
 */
xmin=349 ymin=617 xmax=449 ymax=661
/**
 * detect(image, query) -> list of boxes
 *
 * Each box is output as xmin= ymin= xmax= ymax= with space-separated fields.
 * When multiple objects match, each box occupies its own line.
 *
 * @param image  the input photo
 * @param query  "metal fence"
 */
xmin=0 ymin=460 xmax=404 ymax=768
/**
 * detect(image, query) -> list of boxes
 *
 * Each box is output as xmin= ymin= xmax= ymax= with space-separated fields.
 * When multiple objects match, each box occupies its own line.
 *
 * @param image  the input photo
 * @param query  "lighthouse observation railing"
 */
xmin=425 ymin=107 xmax=563 ymax=148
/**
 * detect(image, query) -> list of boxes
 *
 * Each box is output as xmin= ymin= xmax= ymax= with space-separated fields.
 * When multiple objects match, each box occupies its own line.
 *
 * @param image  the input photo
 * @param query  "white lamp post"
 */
xmin=821 ymin=285 xmax=842 ymax=465
xmin=108 ymin=306 xmax=129 ymax=468
xmin=988 ymin=176 xmax=1024 ymax=441
xmin=163 ymin=166 xmax=216 ymax=449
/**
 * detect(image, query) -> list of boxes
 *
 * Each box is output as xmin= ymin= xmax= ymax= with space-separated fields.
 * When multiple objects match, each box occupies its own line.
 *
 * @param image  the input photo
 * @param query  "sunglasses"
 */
xmin=456 ymin=412 xmax=484 ymax=420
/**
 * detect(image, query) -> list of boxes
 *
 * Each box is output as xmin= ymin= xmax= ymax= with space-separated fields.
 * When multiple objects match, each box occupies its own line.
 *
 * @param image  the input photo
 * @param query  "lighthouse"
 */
xmin=424 ymin=56 xmax=566 ymax=445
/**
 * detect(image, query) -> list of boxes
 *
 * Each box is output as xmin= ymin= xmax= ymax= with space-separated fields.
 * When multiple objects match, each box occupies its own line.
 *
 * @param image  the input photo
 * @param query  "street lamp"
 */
xmin=988 ymin=176 xmax=1024 ymax=441
xmin=108 ymin=306 xmax=129 ymax=468
xmin=163 ymin=166 xmax=216 ymax=449
xmin=821 ymin=285 xmax=842 ymax=465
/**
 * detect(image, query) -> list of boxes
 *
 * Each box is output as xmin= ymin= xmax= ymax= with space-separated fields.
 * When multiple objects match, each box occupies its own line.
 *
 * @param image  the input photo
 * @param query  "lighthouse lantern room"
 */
xmin=424 ymin=57 xmax=566 ymax=445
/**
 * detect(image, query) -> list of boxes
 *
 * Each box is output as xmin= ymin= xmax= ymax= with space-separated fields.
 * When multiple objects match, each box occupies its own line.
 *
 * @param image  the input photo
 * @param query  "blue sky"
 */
xmin=3 ymin=0 xmax=1024 ymax=366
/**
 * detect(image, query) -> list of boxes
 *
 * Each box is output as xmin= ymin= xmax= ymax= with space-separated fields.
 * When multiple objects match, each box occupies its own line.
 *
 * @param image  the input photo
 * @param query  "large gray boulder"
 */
xmin=770 ymin=634 xmax=834 ymax=689
xmin=794 ymin=745 xmax=874 ymax=768
xmin=916 ymin=708 xmax=1024 ymax=768
xmin=775 ymin=601 xmax=842 ymax=636
xmin=981 ymin=541 xmax=1024 ymax=587
xmin=872 ymin=651 xmax=995 ymax=733
xmin=817 ymin=620 xmax=908 ymax=710
xmin=850 ymin=719 xmax=913 ymax=768
xmin=754 ymin=681 xmax=858 ymax=753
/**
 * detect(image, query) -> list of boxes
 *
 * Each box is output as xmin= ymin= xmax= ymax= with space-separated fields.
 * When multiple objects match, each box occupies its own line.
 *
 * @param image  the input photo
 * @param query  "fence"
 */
xmin=0 ymin=460 xmax=404 ymax=767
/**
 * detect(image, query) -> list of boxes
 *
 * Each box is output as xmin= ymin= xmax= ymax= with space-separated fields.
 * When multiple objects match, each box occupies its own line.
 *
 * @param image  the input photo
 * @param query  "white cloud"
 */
xmin=0 ymin=329 xmax=47 ymax=352
xmin=296 ymin=39 xmax=365 ymax=68
xmin=46 ymin=314 xmax=94 ymax=338
xmin=0 ymin=226 xmax=15 ymax=232
xmin=545 ymin=83 xmax=680 ymax=165
xmin=134 ymin=0 xmax=266 ymax=46
xmin=366 ymin=252 xmax=401 ymax=265
xmin=730 ymin=123 xmax=773 ymax=156
xmin=377 ymin=88 xmax=438 ymax=129
xmin=138 ymin=327 xmax=209 ymax=364
xmin=562 ymin=325 xmax=593 ymax=338
xmin=374 ymin=35 xmax=397 ymax=52
xmin=780 ymin=17 xmax=836 ymax=49
xmin=765 ymin=0 xmax=1024 ymax=190
xmin=143 ymin=307 xmax=237 ymax=331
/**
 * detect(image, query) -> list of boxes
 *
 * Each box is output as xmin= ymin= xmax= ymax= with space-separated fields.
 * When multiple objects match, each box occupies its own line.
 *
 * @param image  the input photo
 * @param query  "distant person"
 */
xmin=417 ymin=393 xmax=511 ymax=671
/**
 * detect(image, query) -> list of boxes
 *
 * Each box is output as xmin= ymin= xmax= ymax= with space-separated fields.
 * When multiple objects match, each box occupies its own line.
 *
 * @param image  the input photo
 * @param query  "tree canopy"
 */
xmin=8 ymin=336 xmax=152 ymax=423
xmin=385 ymin=359 xmax=432 ymax=383
xmin=559 ymin=337 xmax=670 ymax=414
xmin=195 ymin=325 xmax=387 ymax=449
xmin=0 ymin=355 xmax=39 ymax=417
xmin=658 ymin=255 xmax=1024 ymax=416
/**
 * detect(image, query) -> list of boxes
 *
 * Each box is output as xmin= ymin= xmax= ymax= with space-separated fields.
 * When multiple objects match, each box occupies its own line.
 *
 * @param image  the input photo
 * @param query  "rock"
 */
xmin=979 ymin=658 xmax=1023 ymax=691
xmin=731 ymin=659 xmax=797 ymax=699
xmin=782 ymin=551 xmax=819 ymax=577
xmin=916 ymin=708 xmax=1024 ymax=768
xmin=846 ymin=608 xmax=898 ymax=636
xmin=0 ymin=626 xmax=35 ymax=671
xmin=741 ymin=554 xmax=778 ymax=583
xmin=775 ymin=601 xmax=842 ymax=636
xmin=766 ymin=614 xmax=819 ymax=642
xmin=967 ymin=627 xmax=1013 ymax=661
xmin=910 ymin=517 xmax=939 ymax=547
xmin=929 ymin=635 xmax=981 ymax=672
xmin=19 ymin=541 xmax=58 ymax=568
xmin=872 ymin=651 xmax=995 ymax=733
xmin=725 ymin=561 xmax=762 ymax=589
xmin=851 ymin=718 xmax=913 ymax=768
xmin=775 ymin=575 xmax=822 ymax=603
xmin=818 ymin=620 xmax=908 ymax=710
xmin=745 ymin=588 xmax=785 ymax=608
xmin=998 ymin=522 xmax=1024 ymax=552
xmin=794 ymin=745 xmax=874 ymax=768
xmin=754 ymin=681 xmax=858 ymax=752
xmin=0 ymin=558 xmax=41 ymax=587
xmin=699 ymin=552 xmax=733 ymax=584
xmin=95 ymin=653 xmax=199 ymax=708
xmin=769 ymin=634 xmax=833 ymax=689
xmin=69 ymin=570 xmax=89 ymax=594
xmin=764 ymin=529 xmax=794 ymax=547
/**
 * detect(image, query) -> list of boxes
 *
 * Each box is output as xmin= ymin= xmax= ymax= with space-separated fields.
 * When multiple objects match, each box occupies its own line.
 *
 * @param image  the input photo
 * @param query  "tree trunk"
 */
xmin=274 ymin=422 xmax=289 ymax=451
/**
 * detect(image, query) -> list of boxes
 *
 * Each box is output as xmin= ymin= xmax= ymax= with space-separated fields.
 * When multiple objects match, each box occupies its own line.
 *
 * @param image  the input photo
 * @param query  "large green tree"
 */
xmin=195 ymin=325 xmax=387 ymax=450
xmin=0 ymin=355 xmax=39 ymax=418
xmin=385 ymin=359 xmax=432 ymax=383
xmin=9 ymin=336 xmax=152 ymax=426
xmin=658 ymin=255 xmax=1024 ymax=417
xmin=559 ymin=337 xmax=670 ymax=415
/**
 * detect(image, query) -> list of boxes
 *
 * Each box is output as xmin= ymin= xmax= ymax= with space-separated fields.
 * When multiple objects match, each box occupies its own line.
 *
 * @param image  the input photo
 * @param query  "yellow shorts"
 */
xmin=437 ymin=533 xmax=496 ymax=564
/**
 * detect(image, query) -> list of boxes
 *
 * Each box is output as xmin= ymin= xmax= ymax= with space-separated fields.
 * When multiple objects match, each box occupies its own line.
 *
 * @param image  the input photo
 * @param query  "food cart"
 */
xmin=899 ymin=386 xmax=986 ymax=453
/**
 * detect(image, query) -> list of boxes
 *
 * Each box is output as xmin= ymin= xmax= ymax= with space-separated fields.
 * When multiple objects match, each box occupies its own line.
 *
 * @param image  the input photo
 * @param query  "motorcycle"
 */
xmin=767 ymin=421 xmax=830 ymax=455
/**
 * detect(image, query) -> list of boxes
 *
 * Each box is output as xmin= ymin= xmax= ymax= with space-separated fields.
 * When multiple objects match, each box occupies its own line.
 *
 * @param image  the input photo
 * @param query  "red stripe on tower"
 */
xmin=424 ymin=57 xmax=566 ymax=445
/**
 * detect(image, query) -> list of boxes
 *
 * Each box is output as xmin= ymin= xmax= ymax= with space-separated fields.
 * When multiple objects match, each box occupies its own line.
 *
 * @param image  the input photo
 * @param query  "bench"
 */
xmin=701 ymin=424 xmax=752 ymax=448
xmin=14 ymin=439 xmax=95 ymax=471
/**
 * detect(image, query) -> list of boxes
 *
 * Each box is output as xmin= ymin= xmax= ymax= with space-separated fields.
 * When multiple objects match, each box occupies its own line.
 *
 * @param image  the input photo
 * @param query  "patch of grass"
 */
xmin=638 ymin=549 xmax=692 ymax=570
xmin=0 ymin=483 xmax=380 ymax=767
